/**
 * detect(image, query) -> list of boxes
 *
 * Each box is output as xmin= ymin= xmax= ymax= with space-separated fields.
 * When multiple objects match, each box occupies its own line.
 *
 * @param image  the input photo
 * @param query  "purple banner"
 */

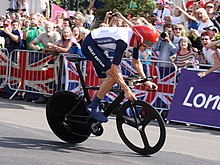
xmin=167 ymin=69 xmax=220 ymax=128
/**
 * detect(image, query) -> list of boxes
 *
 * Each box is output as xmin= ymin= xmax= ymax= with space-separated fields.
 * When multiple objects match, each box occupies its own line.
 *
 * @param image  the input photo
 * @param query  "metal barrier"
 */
xmin=0 ymin=48 xmax=9 ymax=89
xmin=6 ymin=49 xmax=178 ymax=113
xmin=8 ymin=50 xmax=61 ymax=97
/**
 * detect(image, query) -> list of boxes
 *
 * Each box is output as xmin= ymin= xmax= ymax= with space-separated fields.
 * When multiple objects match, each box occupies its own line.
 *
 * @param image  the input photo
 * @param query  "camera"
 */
xmin=109 ymin=12 xmax=117 ymax=17
xmin=160 ymin=31 xmax=169 ymax=39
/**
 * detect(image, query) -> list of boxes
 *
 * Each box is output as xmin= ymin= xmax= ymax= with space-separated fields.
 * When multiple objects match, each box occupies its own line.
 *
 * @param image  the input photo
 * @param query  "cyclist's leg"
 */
xmin=81 ymin=34 xmax=113 ymax=122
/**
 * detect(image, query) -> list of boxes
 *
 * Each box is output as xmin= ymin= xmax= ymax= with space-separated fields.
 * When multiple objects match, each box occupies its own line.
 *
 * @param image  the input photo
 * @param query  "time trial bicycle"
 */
xmin=46 ymin=55 xmax=166 ymax=156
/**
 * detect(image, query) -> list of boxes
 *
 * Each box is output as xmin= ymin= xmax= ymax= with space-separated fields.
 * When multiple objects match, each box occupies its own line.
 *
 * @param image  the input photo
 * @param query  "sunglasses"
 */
xmin=174 ymin=28 xmax=182 ymax=30
xmin=201 ymin=38 xmax=209 ymax=41
xmin=187 ymin=10 xmax=192 ymax=13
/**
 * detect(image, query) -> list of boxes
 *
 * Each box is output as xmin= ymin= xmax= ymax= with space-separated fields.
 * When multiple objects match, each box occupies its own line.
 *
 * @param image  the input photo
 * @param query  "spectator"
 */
xmin=17 ymin=0 xmax=29 ymax=17
xmin=29 ymin=21 xmax=61 ymax=53
xmin=84 ymin=9 xmax=95 ymax=27
xmin=62 ymin=18 xmax=71 ymax=28
xmin=172 ymin=24 xmax=186 ymax=49
xmin=201 ymin=31 xmax=216 ymax=65
xmin=205 ymin=1 xmax=220 ymax=30
xmin=153 ymin=1 xmax=171 ymax=31
xmin=196 ymin=7 xmax=214 ymax=34
xmin=0 ymin=19 xmax=22 ymax=53
xmin=55 ymin=14 xmax=64 ymax=28
xmin=47 ymin=26 xmax=80 ymax=54
xmin=170 ymin=7 xmax=182 ymax=26
xmin=71 ymin=26 xmax=83 ymax=45
xmin=175 ymin=4 xmax=199 ymax=33
xmin=99 ymin=22 xmax=107 ymax=27
xmin=203 ymin=25 xmax=219 ymax=40
xmin=73 ymin=14 xmax=86 ymax=28
xmin=23 ymin=13 xmax=45 ymax=50
xmin=198 ymin=39 xmax=220 ymax=77
xmin=175 ymin=36 xmax=203 ymax=69
xmin=153 ymin=23 xmax=178 ymax=67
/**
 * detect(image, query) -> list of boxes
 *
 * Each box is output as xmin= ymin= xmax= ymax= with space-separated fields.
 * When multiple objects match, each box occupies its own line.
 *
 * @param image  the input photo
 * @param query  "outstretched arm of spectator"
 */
xmin=103 ymin=11 xmax=112 ymax=26
xmin=181 ymin=0 xmax=187 ymax=11
xmin=29 ymin=40 xmax=41 ymax=50
xmin=174 ymin=4 xmax=197 ymax=22
xmin=206 ymin=40 xmax=220 ymax=49
xmin=47 ymin=41 xmax=72 ymax=53
xmin=116 ymin=12 xmax=134 ymax=27
xmin=198 ymin=51 xmax=220 ymax=77
xmin=88 ymin=0 xmax=95 ymax=10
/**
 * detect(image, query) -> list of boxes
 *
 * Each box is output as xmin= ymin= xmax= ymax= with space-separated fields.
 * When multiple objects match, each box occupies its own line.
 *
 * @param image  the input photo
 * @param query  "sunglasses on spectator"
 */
xmin=174 ymin=28 xmax=182 ymax=30
xmin=187 ymin=10 xmax=192 ymax=13
xmin=201 ymin=38 xmax=209 ymax=41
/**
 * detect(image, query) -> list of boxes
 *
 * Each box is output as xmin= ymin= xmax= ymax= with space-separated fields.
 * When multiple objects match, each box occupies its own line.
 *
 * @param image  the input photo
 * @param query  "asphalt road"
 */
xmin=0 ymin=97 xmax=220 ymax=165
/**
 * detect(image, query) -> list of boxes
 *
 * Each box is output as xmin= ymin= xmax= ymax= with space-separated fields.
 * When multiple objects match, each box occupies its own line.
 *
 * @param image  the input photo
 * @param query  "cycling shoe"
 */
xmin=86 ymin=107 xmax=108 ymax=123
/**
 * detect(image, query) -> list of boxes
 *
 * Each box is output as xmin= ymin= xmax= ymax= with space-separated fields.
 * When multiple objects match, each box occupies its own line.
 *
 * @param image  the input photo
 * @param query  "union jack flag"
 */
xmin=63 ymin=56 xmax=81 ymax=94
xmin=8 ymin=51 xmax=58 ymax=94
xmin=0 ymin=49 xmax=9 ymax=89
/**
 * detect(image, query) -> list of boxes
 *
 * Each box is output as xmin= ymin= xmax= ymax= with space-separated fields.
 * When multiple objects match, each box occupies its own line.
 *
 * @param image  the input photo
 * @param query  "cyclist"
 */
xmin=81 ymin=24 xmax=159 ymax=122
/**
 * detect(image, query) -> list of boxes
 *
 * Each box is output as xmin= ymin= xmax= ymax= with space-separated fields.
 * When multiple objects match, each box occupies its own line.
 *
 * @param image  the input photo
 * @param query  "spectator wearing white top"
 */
xmin=196 ymin=8 xmax=214 ymax=34
xmin=153 ymin=1 xmax=171 ymax=32
xmin=200 ymin=31 xmax=215 ymax=65
xmin=153 ymin=1 xmax=171 ymax=23
xmin=170 ymin=7 xmax=182 ymax=26
xmin=83 ymin=9 xmax=95 ymax=27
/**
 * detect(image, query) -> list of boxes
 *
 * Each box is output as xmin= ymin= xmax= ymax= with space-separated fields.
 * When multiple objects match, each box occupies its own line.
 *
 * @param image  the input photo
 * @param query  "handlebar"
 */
xmin=125 ymin=74 xmax=157 ymax=88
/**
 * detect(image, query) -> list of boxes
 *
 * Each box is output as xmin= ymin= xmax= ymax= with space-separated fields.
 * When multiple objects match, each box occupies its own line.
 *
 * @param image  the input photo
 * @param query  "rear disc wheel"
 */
xmin=46 ymin=91 xmax=91 ymax=144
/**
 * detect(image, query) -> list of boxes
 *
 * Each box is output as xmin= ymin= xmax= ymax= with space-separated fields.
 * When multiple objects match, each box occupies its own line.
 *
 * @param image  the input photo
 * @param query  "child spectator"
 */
xmin=170 ymin=7 xmax=182 ymax=26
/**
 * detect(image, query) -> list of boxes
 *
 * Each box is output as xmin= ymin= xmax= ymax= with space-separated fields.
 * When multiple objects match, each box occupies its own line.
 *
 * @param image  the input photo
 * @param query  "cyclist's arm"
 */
xmin=132 ymin=47 xmax=146 ymax=78
xmin=132 ymin=58 xmax=146 ymax=79
xmin=106 ymin=40 xmax=137 ymax=100
xmin=108 ymin=39 xmax=130 ymax=91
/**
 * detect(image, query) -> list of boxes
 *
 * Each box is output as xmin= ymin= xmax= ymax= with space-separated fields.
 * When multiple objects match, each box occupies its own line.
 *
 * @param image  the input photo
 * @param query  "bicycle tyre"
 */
xmin=116 ymin=100 xmax=166 ymax=155
xmin=46 ymin=91 xmax=91 ymax=144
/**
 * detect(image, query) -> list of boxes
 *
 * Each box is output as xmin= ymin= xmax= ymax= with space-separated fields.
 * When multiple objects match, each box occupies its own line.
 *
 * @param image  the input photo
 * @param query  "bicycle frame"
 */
xmin=73 ymin=58 xmax=126 ymax=118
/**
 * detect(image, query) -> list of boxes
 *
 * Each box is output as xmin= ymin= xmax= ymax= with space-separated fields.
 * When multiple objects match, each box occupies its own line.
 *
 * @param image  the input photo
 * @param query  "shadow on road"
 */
xmin=0 ymin=97 xmax=45 ymax=110
xmin=0 ymin=136 xmax=147 ymax=158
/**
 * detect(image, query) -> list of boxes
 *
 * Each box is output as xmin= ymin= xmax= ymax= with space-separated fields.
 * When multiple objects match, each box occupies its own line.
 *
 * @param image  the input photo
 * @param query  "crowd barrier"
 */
xmin=0 ymin=49 xmax=178 ymax=114
xmin=0 ymin=48 xmax=9 ymax=89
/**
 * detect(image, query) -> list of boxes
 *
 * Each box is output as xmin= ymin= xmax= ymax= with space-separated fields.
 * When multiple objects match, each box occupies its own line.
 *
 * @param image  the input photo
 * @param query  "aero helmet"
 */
xmin=132 ymin=25 xmax=159 ymax=47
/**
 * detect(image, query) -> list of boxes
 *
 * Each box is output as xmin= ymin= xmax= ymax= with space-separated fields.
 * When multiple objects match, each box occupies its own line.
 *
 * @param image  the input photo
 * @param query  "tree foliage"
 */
xmin=49 ymin=0 xmax=156 ymax=19
xmin=96 ymin=0 xmax=156 ymax=19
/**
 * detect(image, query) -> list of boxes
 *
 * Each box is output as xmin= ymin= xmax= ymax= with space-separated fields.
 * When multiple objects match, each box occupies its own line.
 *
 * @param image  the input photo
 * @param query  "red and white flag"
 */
xmin=51 ymin=4 xmax=70 ymax=23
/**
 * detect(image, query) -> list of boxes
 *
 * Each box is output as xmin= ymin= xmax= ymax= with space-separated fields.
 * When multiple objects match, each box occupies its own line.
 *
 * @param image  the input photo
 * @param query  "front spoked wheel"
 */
xmin=116 ymin=100 xmax=166 ymax=156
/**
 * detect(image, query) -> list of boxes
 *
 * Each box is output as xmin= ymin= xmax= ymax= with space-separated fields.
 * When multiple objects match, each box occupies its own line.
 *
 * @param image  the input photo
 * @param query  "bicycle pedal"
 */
xmin=63 ymin=121 xmax=72 ymax=131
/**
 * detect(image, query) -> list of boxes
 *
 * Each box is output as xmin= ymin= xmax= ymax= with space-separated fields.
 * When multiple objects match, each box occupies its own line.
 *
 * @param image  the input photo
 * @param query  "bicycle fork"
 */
xmin=129 ymin=101 xmax=144 ymax=131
